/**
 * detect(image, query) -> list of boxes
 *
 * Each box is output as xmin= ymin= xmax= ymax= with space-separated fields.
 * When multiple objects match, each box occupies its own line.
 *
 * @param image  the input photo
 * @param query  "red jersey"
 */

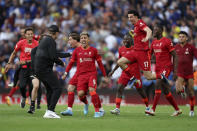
xmin=175 ymin=43 xmax=197 ymax=76
xmin=151 ymin=37 xmax=174 ymax=69
xmin=67 ymin=46 xmax=106 ymax=76
xmin=15 ymin=39 xmax=38 ymax=61
xmin=133 ymin=19 xmax=149 ymax=51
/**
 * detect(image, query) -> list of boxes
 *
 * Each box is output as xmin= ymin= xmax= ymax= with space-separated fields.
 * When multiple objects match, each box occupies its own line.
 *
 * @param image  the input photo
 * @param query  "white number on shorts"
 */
xmin=144 ymin=61 xmax=149 ymax=68
xmin=162 ymin=70 xmax=166 ymax=75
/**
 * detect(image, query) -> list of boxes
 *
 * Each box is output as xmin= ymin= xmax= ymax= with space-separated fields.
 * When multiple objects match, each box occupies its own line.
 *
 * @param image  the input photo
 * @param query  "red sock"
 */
xmin=116 ymin=98 xmax=122 ymax=109
xmin=90 ymin=91 xmax=100 ymax=112
xmin=142 ymin=97 xmax=149 ymax=107
xmin=26 ymin=91 xmax=29 ymax=97
xmin=79 ymin=95 xmax=88 ymax=104
xmin=98 ymin=97 xmax=102 ymax=108
xmin=165 ymin=92 xmax=179 ymax=110
xmin=68 ymin=92 xmax=74 ymax=108
xmin=152 ymin=90 xmax=161 ymax=111
xmin=189 ymin=96 xmax=195 ymax=111
xmin=8 ymin=86 xmax=19 ymax=97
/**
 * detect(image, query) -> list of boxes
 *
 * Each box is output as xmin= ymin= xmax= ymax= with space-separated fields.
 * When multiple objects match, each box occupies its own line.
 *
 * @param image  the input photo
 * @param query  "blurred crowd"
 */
xmin=0 ymin=0 xmax=197 ymax=91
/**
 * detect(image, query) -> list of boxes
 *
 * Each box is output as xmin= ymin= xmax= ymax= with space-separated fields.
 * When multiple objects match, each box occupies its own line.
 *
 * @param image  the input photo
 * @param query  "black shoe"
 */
xmin=130 ymin=76 xmax=136 ymax=83
xmin=37 ymin=105 xmax=41 ymax=109
xmin=27 ymin=106 xmax=35 ymax=114
xmin=161 ymin=74 xmax=169 ymax=84
xmin=20 ymin=98 xmax=26 ymax=108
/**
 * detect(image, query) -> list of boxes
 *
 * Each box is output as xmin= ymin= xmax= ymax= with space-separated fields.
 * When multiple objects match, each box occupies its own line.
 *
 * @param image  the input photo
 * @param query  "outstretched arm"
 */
xmin=108 ymin=64 xmax=119 ymax=77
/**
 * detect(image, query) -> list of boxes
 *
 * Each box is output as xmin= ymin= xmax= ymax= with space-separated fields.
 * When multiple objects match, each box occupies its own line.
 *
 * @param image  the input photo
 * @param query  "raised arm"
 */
xmin=142 ymin=26 xmax=152 ymax=42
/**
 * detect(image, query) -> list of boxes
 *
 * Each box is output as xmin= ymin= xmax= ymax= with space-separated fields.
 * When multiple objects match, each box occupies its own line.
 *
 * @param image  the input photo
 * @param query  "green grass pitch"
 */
xmin=0 ymin=104 xmax=196 ymax=131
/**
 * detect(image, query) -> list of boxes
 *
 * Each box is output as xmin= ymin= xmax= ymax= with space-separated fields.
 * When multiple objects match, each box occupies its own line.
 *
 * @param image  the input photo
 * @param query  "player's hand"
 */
xmin=62 ymin=72 xmax=67 ymax=80
xmin=108 ymin=71 xmax=114 ymax=77
xmin=5 ymin=63 xmax=11 ymax=73
xmin=130 ymin=30 xmax=134 ymax=33
xmin=141 ymin=37 xmax=148 ymax=42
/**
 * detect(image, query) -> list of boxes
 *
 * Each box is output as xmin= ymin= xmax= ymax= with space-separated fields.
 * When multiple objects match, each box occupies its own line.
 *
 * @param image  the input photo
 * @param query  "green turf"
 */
xmin=0 ymin=104 xmax=196 ymax=131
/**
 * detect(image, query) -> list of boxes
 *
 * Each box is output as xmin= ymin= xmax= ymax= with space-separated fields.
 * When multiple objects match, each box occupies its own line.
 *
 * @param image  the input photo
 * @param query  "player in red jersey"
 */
xmin=145 ymin=25 xmax=182 ymax=116
xmin=175 ymin=31 xmax=197 ymax=116
xmin=61 ymin=32 xmax=89 ymax=116
xmin=117 ymin=10 xmax=161 ymax=81
xmin=5 ymin=27 xmax=38 ymax=108
xmin=109 ymin=33 xmax=150 ymax=115
xmin=63 ymin=32 xmax=107 ymax=117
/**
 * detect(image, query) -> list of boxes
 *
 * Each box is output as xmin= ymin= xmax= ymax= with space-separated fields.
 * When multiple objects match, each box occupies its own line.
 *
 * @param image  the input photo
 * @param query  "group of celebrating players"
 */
xmin=4 ymin=10 xmax=197 ymax=118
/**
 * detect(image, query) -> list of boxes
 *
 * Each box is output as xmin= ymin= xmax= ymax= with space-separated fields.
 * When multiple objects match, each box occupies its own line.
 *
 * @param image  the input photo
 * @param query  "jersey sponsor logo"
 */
xmin=139 ymin=22 xmax=143 ymax=26
xmin=83 ymin=58 xmax=93 ymax=61
xmin=24 ymin=47 xmax=32 ymax=53
xmin=89 ymin=52 xmax=91 ymax=55
xmin=154 ymin=49 xmax=162 ymax=53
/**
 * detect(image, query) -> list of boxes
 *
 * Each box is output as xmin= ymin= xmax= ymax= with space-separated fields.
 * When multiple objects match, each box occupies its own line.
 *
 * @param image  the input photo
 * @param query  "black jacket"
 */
xmin=34 ymin=35 xmax=71 ymax=73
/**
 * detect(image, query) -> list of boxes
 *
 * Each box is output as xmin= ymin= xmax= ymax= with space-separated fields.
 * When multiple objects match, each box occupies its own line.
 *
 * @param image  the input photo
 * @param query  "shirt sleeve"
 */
xmin=95 ymin=49 xmax=107 ymax=76
xmin=14 ymin=41 xmax=22 ymax=52
xmin=65 ymin=49 xmax=77 ymax=73
xmin=166 ymin=38 xmax=174 ymax=52
xmin=139 ymin=20 xmax=147 ymax=31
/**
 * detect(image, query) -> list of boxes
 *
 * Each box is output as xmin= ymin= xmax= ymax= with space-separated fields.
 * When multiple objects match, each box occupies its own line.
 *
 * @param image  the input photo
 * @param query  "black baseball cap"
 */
xmin=48 ymin=25 xmax=60 ymax=33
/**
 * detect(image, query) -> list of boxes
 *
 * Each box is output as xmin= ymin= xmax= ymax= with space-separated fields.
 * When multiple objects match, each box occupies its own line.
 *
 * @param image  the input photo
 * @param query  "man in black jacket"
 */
xmin=34 ymin=25 xmax=67 ymax=118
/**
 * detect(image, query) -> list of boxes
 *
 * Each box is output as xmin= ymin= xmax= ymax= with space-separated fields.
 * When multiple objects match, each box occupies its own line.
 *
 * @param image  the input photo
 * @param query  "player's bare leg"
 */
xmin=28 ymin=77 xmax=39 ymax=114
xmin=143 ymin=71 xmax=157 ymax=80
xmin=110 ymin=84 xmax=124 ymax=115
xmin=187 ymin=78 xmax=195 ymax=116
xmin=175 ymin=77 xmax=185 ymax=93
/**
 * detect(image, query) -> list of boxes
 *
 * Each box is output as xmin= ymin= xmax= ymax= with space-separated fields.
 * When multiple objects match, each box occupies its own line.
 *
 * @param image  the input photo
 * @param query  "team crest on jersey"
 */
xmin=80 ymin=58 xmax=83 ymax=63
xmin=139 ymin=22 xmax=143 ymax=26
xmin=185 ymin=48 xmax=189 ymax=54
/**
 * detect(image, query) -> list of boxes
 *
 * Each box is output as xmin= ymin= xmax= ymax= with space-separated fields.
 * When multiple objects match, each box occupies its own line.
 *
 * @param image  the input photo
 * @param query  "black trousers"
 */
xmin=37 ymin=82 xmax=42 ymax=104
xmin=19 ymin=68 xmax=33 ymax=98
xmin=35 ymin=71 xmax=62 ymax=111
xmin=13 ymin=66 xmax=21 ymax=87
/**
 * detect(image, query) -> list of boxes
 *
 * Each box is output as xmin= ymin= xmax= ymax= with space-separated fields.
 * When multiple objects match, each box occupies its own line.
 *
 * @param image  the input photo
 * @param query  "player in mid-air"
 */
xmin=108 ymin=32 xmax=150 ymax=115
xmin=117 ymin=10 xmax=160 ymax=81
xmin=145 ymin=24 xmax=182 ymax=116
xmin=175 ymin=31 xmax=197 ymax=116
xmin=62 ymin=32 xmax=106 ymax=117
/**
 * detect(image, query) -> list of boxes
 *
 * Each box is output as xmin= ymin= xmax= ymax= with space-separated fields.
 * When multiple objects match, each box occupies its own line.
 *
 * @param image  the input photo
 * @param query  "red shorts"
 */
xmin=118 ymin=73 xmax=130 ymax=86
xmin=118 ymin=73 xmax=142 ymax=88
xmin=156 ymin=66 xmax=172 ymax=78
xmin=177 ymin=73 xmax=193 ymax=79
xmin=69 ymin=73 xmax=78 ymax=86
xmin=124 ymin=50 xmax=151 ymax=71
xmin=77 ymin=74 xmax=97 ymax=93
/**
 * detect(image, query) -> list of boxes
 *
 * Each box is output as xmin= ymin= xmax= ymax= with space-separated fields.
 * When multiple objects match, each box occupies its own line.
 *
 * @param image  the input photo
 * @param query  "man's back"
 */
xmin=35 ymin=35 xmax=56 ymax=73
